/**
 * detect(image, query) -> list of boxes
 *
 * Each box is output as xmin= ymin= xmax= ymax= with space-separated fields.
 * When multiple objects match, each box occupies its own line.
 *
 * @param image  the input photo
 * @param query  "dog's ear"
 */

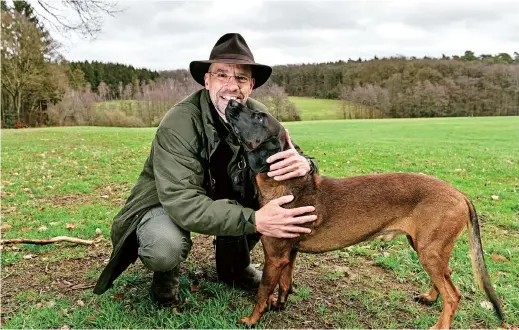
xmin=278 ymin=128 xmax=290 ymax=151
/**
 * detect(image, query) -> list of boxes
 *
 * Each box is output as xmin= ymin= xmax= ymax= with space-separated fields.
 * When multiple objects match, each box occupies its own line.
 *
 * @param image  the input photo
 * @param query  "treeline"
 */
xmin=270 ymin=52 xmax=519 ymax=117
xmin=68 ymin=61 xmax=160 ymax=98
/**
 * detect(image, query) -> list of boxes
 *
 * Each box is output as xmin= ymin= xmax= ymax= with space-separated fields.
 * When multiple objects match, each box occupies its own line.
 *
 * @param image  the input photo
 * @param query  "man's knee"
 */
xmin=139 ymin=234 xmax=192 ymax=272
xmin=137 ymin=208 xmax=192 ymax=272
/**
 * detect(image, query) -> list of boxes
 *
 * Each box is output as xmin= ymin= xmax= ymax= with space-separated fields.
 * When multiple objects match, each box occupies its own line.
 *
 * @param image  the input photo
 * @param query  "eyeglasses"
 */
xmin=208 ymin=72 xmax=251 ymax=85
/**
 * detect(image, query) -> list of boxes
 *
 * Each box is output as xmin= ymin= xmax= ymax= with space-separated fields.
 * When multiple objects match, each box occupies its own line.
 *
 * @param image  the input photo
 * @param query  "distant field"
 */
xmin=288 ymin=96 xmax=344 ymax=120
xmin=2 ymin=116 xmax=518 ymax=328
xmin=288 ymin=96 xmax=376 ymax=121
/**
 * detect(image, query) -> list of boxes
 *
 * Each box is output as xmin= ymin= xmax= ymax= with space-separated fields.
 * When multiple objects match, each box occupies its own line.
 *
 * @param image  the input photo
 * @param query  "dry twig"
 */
xmin=0 ymin=236 xmax=93 ymax=245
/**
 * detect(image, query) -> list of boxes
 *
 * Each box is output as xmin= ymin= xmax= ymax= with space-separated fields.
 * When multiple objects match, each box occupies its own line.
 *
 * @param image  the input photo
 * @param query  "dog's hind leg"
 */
xmin=238 ymin=256 xmax=290 ymax=326
xmin=408 ymin=234 xmax=453 ymax=305
xmin=417 ymin=241 xmax=461 ymax=329
xmin=272 ymin=249 xmax=298 ymax=310
xmin=414 ymin=267 xmax=453 ymax=305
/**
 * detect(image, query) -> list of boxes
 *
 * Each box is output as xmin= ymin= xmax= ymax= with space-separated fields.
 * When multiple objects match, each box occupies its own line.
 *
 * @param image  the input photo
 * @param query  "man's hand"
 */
xmin=254 ymin=195 xmax=316 ymax=238
xmin=266 ymin=130 xmax=311 ymax=181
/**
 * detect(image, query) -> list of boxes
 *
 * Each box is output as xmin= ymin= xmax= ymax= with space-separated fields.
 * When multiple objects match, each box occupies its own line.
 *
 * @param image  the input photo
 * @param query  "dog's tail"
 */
xmin=466 ymin=198 xmax=505 ymax=321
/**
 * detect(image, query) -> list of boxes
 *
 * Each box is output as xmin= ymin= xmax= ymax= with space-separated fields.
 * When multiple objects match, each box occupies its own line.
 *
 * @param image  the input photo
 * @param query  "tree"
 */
xmin=1 ymin=4 xmax=61 ymax=125
xmin=68 ymin=64 xmax=88 ymax=91
xmin=461 ymin=50 xmax=477 ymax=61
xmin=30 ymin=0 xmax=120 ymax=39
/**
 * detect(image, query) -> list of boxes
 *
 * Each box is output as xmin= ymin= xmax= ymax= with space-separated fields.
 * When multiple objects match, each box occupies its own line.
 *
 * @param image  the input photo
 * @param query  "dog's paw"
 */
xmin=267 ymin=296 xmax=278 ymax=310
xmin=414 ymin=293 xmax=437 ymax=305
xmin=237 ymin=317 xmax=257 ymax=327
xmin=270 ymin=299 xmax=286 ymax=311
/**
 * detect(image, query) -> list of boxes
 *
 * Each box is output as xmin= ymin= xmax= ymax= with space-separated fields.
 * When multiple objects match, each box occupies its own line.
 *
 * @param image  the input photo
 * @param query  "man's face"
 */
xmin=204 ymin=63 xmax=255 ymax=122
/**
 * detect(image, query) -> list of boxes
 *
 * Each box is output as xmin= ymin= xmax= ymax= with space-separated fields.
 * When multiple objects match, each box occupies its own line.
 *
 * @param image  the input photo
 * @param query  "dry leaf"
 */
xmin=23 ymin=254 xmax=35 ymax=259
xmin=49 ymin=222 xmax=59 ymax=226
xmin=46 ymin=300 xmax=56 ymax=308
xmin=491 ymin=195 xmax=499 ymax=200
xmin=0 ymin=223 xmax=13 ymax=233
xmin=490 ymin=254 xmax=509 ymax=262
xmin=38 ymin=226 xmax=48 ymax=232
xmin=100 ymin=195 xmax=109 ymax=199
xmin=111 ymin=292 xmax=125 ymax=301
xmin=76 ymin=300 xmax=85 ymax=307
xmin=66 ymin=223 xmax=76 ymax=229
xmin=480 ymin=300 xmax=493 ymax=310
xmin=21 ymin=226 xmax=33 ymax=232
xmin=190 ymin=282 xmax=199 ymax=292
xmin=36 ymin=302 xmax=43 ymax=308
xmin=95 ymin=228 xmax=102 ymax=235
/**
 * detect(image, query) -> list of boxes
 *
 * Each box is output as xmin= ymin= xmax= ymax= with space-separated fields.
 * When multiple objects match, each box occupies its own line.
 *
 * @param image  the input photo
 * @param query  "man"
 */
xmin=93 ymin=33 xmax=318 ymax=305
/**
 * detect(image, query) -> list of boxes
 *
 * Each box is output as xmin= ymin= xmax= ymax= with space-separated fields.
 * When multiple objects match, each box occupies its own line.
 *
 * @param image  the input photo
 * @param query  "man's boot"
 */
xmin=150 ymin=266 xmax=180 ymax=305
xmin=215 ymin=235 xmax=262 ymax=291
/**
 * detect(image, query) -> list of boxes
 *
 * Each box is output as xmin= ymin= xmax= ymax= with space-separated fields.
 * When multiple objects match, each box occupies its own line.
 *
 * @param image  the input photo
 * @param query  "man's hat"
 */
xmin=189 ymin=33 xmax=272 ymax=89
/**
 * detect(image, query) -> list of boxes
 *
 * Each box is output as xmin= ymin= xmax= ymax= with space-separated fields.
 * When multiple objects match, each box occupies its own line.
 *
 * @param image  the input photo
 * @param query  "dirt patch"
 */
xmin=185 ymin=235 xmax=431 ymax=329
xmin=94 ymin=182 xmax=131 ymax=207
xmin=46 ymin=194 xmax=91 ymax=206
xmin=1 ymin=235 xmax=439 ymax=328
xmin=34 ymin=183 xmax=130 ymax=208
xmin=1 ymin=239 xmax=112 ymax=316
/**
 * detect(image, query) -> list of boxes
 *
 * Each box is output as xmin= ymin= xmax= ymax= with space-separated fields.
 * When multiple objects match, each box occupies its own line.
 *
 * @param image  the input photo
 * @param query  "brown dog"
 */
xmin=224 ymin=100 xmax=504 ymax=329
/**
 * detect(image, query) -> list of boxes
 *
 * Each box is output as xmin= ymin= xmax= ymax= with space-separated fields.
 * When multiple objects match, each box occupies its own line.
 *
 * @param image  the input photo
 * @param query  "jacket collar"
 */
xmin=200 ymin=89 xmax=220 ymax=152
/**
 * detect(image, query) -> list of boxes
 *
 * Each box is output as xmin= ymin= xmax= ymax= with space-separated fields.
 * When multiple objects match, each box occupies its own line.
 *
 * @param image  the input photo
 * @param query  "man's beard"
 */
xmin=212 ymin=89 xmax=245 ymax=121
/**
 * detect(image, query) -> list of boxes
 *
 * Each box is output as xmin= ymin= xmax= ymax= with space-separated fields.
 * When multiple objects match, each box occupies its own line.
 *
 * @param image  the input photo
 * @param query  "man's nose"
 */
xmin=224 ymin=77 xmax=239 ymax=90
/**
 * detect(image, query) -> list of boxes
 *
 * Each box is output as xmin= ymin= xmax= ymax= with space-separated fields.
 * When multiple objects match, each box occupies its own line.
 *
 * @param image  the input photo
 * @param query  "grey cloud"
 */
xmin=399 ymin=1 xmax=519 ymax=29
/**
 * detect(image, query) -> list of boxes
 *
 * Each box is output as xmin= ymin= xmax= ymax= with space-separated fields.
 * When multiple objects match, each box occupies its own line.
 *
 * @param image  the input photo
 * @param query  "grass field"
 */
xmin=288 ymin=96 xmax=376 ymax=121
xmin=1 ymin=116 xmax=518 ymax=328
xmin=289 ymin=96 xmax=345 ymax=120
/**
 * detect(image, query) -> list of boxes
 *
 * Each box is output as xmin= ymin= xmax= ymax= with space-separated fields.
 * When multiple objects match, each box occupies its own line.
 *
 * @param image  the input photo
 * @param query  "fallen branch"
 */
xmin=65 ymin=283 xmax=95 ymax=292
xmin=0 ymin=236 xmax=94 ymax=246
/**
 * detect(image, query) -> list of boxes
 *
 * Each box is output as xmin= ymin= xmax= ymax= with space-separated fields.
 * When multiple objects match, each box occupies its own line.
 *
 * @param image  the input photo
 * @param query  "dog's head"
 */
xmin=225 ymin=99 xmax=287 ymax=173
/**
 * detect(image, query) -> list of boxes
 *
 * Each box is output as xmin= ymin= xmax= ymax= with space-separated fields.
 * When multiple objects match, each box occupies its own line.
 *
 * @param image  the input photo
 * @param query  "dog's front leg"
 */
xmin=272 ymin=249 xmax=298 ymax=310
xmin=238 ymin=257 xmax=290 ymax=326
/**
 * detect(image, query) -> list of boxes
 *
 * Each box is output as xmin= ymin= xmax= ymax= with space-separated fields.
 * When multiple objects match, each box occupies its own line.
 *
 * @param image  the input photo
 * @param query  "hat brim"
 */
xmin=189 ymin=59 xmax=272 ymax=90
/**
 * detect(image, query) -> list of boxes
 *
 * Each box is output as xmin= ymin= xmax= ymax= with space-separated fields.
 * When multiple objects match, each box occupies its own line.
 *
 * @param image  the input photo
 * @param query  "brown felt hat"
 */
xmin=190 ymin=33 xmax=272 ymax=89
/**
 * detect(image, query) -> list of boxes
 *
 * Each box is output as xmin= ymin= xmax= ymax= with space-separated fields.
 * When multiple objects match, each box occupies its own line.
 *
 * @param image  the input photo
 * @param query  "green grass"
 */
xmin=289 ymin=96 xmax=367 ymax=121
xmin=2 ymin=116 xmax=518 ymax=328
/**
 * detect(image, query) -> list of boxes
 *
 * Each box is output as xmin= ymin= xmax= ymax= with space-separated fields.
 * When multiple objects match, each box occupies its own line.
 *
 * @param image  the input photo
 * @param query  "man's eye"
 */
xmin=236 ymin=76 xmax=248 ymax=83
xmin=217 ymin=73 xmax=227 ymax=79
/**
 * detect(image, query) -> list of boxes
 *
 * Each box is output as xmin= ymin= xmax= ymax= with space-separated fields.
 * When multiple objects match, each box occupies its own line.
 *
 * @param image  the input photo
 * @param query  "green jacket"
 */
xmin=93 ymin=89 xmax=317 ymax=294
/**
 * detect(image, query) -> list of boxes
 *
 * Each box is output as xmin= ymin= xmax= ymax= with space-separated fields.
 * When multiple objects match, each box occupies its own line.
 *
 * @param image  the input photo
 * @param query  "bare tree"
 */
xmin=32 ymin=0 xmax=121 ymax=38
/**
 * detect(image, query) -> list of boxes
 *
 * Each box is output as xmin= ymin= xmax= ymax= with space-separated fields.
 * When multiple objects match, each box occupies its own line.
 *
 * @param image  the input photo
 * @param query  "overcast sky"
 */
xmin=47 ymin=0 xmax=518 ymax=71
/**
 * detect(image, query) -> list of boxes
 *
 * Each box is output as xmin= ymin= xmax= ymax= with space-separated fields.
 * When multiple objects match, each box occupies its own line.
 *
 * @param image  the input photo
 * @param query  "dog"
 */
xmin=224 ymin=99 xmax=504 ymax=329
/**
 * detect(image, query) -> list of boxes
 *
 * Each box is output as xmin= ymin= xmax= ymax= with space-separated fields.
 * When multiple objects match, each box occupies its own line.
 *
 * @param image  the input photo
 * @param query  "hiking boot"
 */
xmin=150 ymin=267 xmax=180 ymax=305
xmin=232 ymin=263 xmax=263 ymax=291
xmin=215 ymin=235 xmax=263 ymax=291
